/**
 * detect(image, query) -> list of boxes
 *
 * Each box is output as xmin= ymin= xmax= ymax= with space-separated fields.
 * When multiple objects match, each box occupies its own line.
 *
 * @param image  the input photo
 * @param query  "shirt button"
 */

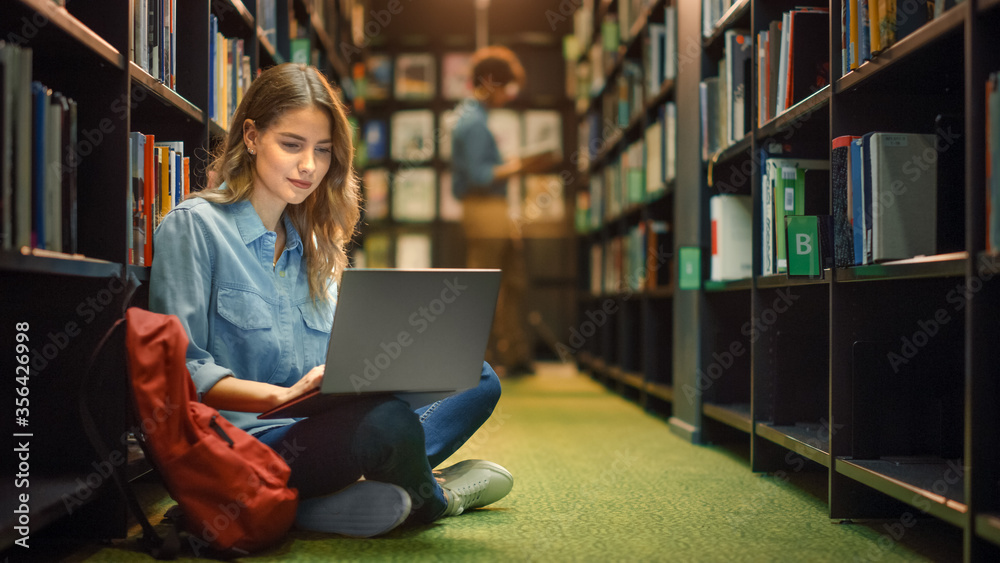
xmin=279 ymin=271 xmax=286 ymax=277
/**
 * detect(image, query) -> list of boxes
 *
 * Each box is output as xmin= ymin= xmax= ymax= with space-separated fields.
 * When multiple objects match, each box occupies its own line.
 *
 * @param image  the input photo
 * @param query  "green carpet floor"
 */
xmin=66 ymin=363 xmax=961 ymax=562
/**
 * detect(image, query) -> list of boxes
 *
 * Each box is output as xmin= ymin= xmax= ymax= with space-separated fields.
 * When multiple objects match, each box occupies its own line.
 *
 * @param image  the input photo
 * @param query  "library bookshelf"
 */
xmin=570 ymin=0 xmax=1000 ymax=559
xmin=571 ymin=0 xmax=678 ymax=413
xmin=0 ymin=0 xmax=359 ymax=548
xmin=352 ymin=5 xmax=578 ymax=359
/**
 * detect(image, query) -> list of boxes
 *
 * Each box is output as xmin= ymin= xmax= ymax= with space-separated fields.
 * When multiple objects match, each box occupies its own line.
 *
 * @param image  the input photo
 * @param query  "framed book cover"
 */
xmin=392 ymin=167 xmax=436 ymax=222
xmin=523 ymin=175 xmax=565 ymax=223
xmin=365 ymin=53 xmax=392 ymax=101
xmin=438 ymin=109 xmax=460 ymax=162
xmin=363 ymin=168 xmax=389 ymax=221
xmin=396 ymin=232 xmax=432 ymax=269
xmin=394 ymin=53 xmax=436 ymax=100
xmin=438 ymin=171 xmax=463 ymax=222
xmin=362 ymin=231 xmax=392 ymax=269
xmin=364 ymin=119 xmax=388 ymax=161
xmin=391 ymin=110 xmax=435 ymax=162
xmin=442 ymin=52 xmax=473 ymax=100
xmin=523 ymin=110 xmax=563 ymax=157
xmin=487 ymin=109 xmax=522 ymax=160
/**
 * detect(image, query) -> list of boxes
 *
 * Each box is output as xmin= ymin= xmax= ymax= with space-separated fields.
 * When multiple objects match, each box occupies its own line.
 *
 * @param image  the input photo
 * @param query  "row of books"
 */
xmin=128 ymin=134 xmax=190 ymax=266
xmin=355 ymin=231 xmax=433 ymax=270
xmin=989 ymin=72 xmax=1000 ymax=253
xmin=568 ymin=5 xmax=677 ymax=115
xmin=0 ymin=43 xmax=78 ymax=254
xmin=831 ymin=132 xmax=939 ymax=268
xmin=362 ymin=168 xmax=566 ymax=225
xmin=603 ymin=59 xmax=646 ymax=129
xmin=840 ymin=0 xmax=958 ymax=77
xmin=577 ymin=103 xmax=676 ymax=230
xmin=714 ymin=126 xmax=965 ymax=278
xmin=209 ymin=14 xmax=253 ymax=130
xmin=700 ymin=32 xmax=751 ymax=159
xmin=131 ymin=0 xmax=177 ymax=88
xmin=616 ymin=0 xmax=662 ymax=44
xmin=588 ymin=219 xmax=672 ymax=294
xmin=761 ymin=156 xmax=830 ymax=275
xmin=757 ymin=8 xmax=830 ymax=126
xmin=700 ymin=68 xmax=727 ymax=161
xmin=356 ymin=52 xmax=465 ymax=104
xmin=361 ymin=109 xmax=563 ymax=165
xmin=702 ymin=13 xmax=831 ymax=156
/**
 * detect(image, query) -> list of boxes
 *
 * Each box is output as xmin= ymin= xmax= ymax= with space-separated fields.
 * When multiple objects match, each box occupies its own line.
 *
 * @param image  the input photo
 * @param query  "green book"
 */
xmin=786 ymin=215 xmax=822 ymax=277
xmin=775 ymin=167 xmax=798 ymax=273
xmin=290 ymin=38 xmax=310 ymax=65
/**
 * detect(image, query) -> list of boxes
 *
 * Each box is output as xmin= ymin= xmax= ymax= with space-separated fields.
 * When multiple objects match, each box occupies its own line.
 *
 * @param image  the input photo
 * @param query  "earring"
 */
xmin=248 ymin=147 xmax=255 ymax=155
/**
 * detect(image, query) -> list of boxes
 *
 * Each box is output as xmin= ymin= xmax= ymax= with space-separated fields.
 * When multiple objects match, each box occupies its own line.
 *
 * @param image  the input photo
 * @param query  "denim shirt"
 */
xmin=148 ymin=193 xmax=337 ymax=435
xmin=451 ymin=98 xmax=505 ymax=199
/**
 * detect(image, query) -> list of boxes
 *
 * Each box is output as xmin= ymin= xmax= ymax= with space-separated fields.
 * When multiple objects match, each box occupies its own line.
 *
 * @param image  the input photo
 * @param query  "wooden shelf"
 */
xmin=221 ymin=0 xmax=255 ymax=30
xmin=126 ymin=264 xmax=150 ymax=283
xmin=129 ymin=62 xmax=204 ymax=123
xmin=0 ymin=473 xmax=103 ymax=550
xmin=703 ymin=402 xmax=752 ymax=433
xmin=209 ymin=119 xmax=228 ymax=138
xmin=976 ymin=513 xmax=1000 ymax=547
xmin=835 ymin=458 xmax=967 ymax=528
xmin=579 ymin=351 xmax=675 ymax=405
xmin=756 ymin=422 xmax=831 ymax=468
xmin=835 ymin=2 xmax=968 ymax=94
xmin=981 ymin=0 xmax=1000 ymax=12
xmin=646 ymin=381 xmax=673 ymax=402
xmin=257 ymin=27 xmax=284 ymax=65
xmin=703 ymin=278 xmax=753 ymax=292
xmin=756 ymin=271 xmax=831 ymax=288
xmin=647 ymin=79 xmax=676 ymax=110
xmin=625 ymin=0 xmax=667 ymax=45
xmin=311 ymin=13 xmax=348 ymax=79
xmin=835 ymin=252 xmax=967 ymax=283
xmin=13 ymin=0 xmax=123 ymax=69
xmin=756 ymin=86 xmax=831 ymax=140
xmin=707 ymin=133 xmax=753 ymax=170
xmin=608 ymin=367 xmax=646 ymax=392
xmin=0 ymin=251 xmax=121 ymax=278
xmin=645 ymin=284 xmax=675 ymax=299
xmin=702 ymin=0 xmax=751 ymax=47
xmin=977 ymin=252 xmax=1000 ymax=278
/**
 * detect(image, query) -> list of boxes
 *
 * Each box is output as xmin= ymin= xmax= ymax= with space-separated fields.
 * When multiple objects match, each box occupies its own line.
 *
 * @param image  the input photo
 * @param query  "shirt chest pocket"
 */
xmin=215 ymin=286 xmax=281 ymax=381
xmin=297 ymin=301 xmax=333 ymax=369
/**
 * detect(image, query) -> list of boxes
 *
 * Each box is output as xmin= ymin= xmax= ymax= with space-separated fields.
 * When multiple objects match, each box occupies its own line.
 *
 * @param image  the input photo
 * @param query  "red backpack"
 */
xmin=83 ymin=306 xmax=298 ymax=558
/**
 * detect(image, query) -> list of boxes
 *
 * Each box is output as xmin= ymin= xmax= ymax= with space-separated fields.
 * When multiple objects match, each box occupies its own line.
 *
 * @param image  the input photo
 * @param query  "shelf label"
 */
xmin=786 ymin=216 xmax=821 ymax=277
xmin=679 ymin=247 xmax=701 ymax=290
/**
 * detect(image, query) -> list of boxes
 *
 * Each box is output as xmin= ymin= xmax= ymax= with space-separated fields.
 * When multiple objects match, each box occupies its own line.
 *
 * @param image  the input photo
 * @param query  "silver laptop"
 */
xmin=259 ymin=268 xmax=501 ymax=419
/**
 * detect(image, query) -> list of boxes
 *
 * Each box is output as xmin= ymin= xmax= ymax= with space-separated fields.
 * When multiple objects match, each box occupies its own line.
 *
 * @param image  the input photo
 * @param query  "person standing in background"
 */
xmin=450 ymin=46 xmax=560 ymax=377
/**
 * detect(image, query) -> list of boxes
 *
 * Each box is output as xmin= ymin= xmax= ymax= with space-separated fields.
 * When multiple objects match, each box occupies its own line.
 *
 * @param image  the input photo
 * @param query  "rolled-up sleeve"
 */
xmin=148 ymin=208 xmax=231 ymax=400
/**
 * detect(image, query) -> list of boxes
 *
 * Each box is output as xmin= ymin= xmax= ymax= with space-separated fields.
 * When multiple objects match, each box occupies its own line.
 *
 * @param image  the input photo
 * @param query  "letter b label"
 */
xmin=796 ymin=233 xmax=812 ymax=255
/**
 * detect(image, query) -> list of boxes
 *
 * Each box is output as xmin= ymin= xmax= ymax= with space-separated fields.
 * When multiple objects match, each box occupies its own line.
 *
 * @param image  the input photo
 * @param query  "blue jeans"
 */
xmin=255 ymin=361 xmax=501 ymax=523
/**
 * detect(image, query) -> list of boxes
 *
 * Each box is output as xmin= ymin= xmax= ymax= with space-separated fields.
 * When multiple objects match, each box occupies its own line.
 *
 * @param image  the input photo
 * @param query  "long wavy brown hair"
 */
xmin=197 ymin=63 xmax=360 ymax=302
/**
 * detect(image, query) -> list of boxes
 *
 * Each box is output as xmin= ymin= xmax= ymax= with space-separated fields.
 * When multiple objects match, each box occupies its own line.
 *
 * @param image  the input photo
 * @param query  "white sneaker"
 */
xmin=438 ymin=460 xmax=513 ymax=516
xmin=295 ymin=480 xmax=411 ymax=537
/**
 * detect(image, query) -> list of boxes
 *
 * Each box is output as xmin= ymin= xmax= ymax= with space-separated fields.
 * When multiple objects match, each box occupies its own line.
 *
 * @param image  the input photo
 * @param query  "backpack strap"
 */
xmin=79 ymin=312 xmax=181 ymax=560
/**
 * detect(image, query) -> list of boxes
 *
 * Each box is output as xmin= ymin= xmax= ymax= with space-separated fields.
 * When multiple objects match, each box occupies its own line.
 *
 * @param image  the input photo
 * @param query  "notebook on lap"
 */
xmin=258 ymin=268 xmax=501 ymax=419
